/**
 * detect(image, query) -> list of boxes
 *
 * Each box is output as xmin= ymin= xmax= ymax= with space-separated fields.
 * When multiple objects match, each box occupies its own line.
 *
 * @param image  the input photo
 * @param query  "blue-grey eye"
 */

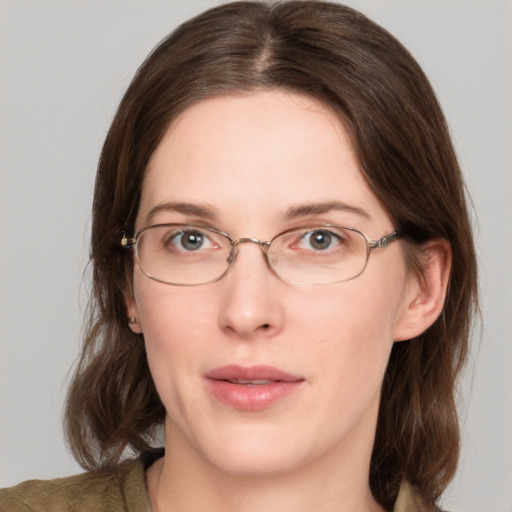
xmin=310 ymin=230 xmax=332 ymax=250
xmin=170 ymin=230 xmax=212 ymax=251
xmin=181 ymin=231 xmax=204 ymax=250
xmin=299 ymin=230 xmax=341 ymax=251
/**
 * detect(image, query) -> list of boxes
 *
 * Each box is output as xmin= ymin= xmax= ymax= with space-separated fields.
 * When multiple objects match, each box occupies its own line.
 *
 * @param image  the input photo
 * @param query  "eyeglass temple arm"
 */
xmin=369 ymin=231 xmax=401 ymax=250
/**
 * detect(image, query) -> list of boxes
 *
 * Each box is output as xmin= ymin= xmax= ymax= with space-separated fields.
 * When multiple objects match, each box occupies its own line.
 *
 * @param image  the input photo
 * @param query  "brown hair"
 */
xmin=65 ymin=1 xmax=478 ymax=509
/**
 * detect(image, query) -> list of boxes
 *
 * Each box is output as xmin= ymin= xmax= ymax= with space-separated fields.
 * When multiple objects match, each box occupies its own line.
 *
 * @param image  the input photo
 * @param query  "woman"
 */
xmin=0 ymin=1 xmax=477 ymax=511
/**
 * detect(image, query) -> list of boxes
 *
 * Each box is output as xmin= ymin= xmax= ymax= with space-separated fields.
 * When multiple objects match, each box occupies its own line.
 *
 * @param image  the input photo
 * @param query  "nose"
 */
xmin=218 ymin=241 xmax=284 ymax=340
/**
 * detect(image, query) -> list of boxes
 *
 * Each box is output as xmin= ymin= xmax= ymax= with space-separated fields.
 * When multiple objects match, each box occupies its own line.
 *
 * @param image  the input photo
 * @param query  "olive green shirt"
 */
xmin=0 ymin=457 xmax=434 ymax=511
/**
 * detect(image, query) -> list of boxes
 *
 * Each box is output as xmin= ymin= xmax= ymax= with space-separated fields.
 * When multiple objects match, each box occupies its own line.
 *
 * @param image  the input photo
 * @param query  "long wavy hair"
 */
xmin=64 ymin=2 xmax=478 ymax=509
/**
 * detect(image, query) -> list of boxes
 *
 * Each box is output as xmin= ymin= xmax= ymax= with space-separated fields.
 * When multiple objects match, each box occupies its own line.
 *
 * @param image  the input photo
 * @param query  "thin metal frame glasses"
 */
xmin=121 ymin=223 xmax=400 ymax=286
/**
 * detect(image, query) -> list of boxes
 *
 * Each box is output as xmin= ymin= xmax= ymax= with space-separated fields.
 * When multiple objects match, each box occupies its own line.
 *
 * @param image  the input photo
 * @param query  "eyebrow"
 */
xmin=284 ymin=201 xmax=371 ymax=220
xmin=146 ymin=201 xmax=218 ymax=223
xmin=145 ymin=199 xmax=370 ymax=225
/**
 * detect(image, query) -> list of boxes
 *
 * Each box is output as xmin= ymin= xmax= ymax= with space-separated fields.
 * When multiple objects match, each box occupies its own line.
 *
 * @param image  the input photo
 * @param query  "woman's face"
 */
xmin=130 ymin=90 xmax=415 ymax=477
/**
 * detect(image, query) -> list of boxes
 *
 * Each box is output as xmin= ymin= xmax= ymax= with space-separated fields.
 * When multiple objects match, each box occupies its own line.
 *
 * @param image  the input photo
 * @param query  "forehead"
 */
xmin=137 ymin=90 xmax=389 ymax=233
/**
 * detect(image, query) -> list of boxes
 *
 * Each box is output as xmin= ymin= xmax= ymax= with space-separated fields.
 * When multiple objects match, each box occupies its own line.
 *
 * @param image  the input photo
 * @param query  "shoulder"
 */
xmin=0 ymin=457 xmax=152 ymax=512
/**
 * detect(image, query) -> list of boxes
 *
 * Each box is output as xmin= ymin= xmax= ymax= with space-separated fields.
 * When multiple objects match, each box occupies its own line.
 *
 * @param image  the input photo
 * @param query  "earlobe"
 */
xmin=128 ymin=315 xmax=143 ymax=334
xmin=125 ymin=293 xmax=143 ymax=334
xmin=393 ymin=239 xmax=452 ymax=342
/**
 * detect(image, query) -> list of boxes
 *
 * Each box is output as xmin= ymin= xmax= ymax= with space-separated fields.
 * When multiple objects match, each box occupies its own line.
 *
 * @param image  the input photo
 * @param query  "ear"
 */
xmin=125 ymin=292 xmax=143 ymax=334
xmin=393 ymin=239 xmax=452 ymax=342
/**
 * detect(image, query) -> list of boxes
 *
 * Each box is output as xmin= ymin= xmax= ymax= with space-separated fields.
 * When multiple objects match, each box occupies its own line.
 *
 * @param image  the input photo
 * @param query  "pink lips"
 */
xmin=205 ymin=365 xmax=304 ymax=411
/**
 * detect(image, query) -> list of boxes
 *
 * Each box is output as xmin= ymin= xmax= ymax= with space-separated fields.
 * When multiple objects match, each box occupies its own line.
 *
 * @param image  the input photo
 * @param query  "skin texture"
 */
xmin=127 ymin=91 xmax=451 ymax=512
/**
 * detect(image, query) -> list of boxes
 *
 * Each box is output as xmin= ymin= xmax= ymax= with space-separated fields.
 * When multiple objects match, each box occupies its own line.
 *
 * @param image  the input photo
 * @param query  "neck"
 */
xmin=146 ymin=425 xmax=384 ymax=512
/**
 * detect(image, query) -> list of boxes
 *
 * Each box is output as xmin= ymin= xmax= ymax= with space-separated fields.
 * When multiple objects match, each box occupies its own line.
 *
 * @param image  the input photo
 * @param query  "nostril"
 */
xmin=262 ymin=324 xmax=270 ymax=329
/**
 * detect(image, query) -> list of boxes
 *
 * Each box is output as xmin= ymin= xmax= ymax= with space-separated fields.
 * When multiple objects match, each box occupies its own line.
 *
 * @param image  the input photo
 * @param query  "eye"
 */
xmin=299 ymin=229 xmax=342 ymax=251
xmin=167 ymin=229 xmax=214 ymax=251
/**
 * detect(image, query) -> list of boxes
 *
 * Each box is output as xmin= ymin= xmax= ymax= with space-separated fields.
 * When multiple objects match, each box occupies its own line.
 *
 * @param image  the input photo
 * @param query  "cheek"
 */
xmin=134 ymin=265 xmax=209 ymax=336
xmin=135 ymin=287 xmax=217 ymax=433
xmin=132 ymin=275 xmax=210 ymax=383
xmin=293 ymin=283 xmax=400 ymax=344
xmin=289 ymin=278 xmax=405 ymax=386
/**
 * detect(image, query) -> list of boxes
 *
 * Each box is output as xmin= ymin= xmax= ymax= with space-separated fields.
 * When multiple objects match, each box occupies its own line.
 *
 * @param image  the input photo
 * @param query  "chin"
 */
xmin=208 ymin=448 xmax=305 ymax=478
xmin=193 ymin=422 xmax=320 ymax=477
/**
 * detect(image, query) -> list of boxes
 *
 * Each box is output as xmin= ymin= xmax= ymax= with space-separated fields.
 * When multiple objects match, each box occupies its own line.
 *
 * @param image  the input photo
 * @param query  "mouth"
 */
xmin=205 ymin=365 xmax=305 ymax=411
xmin=224 ymin=379 xmax=273 ymax=385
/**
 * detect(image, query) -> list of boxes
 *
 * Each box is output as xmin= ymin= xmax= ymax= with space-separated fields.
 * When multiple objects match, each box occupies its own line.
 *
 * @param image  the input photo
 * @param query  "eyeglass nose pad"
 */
xmin=226 ymin=244 xmax=239 ymax=266
xmin=257 ymin=243 xmax=274 ymax=268
xmin=266 ymin=250 xmax=278 ymax=268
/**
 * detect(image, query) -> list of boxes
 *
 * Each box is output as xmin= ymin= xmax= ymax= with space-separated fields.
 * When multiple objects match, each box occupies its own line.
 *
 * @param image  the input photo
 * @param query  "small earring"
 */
xmin=129 ymin=316 xmax=137 ymax=325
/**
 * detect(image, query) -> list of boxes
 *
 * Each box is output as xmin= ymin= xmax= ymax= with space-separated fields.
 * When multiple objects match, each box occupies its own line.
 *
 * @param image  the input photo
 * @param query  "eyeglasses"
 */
xmin=121 ymin=223 xmax=400 ymax=286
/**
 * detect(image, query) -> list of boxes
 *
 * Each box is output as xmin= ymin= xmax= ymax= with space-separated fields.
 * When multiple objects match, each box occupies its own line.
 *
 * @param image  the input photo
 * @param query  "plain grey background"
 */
xmin=1 ymin=1 xmax=511 ymax=510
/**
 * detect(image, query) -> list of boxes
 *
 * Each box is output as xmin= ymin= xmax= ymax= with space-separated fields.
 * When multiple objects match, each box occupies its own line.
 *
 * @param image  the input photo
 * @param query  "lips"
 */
xmin=205 ymin=365 xmax=305 ymax=411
